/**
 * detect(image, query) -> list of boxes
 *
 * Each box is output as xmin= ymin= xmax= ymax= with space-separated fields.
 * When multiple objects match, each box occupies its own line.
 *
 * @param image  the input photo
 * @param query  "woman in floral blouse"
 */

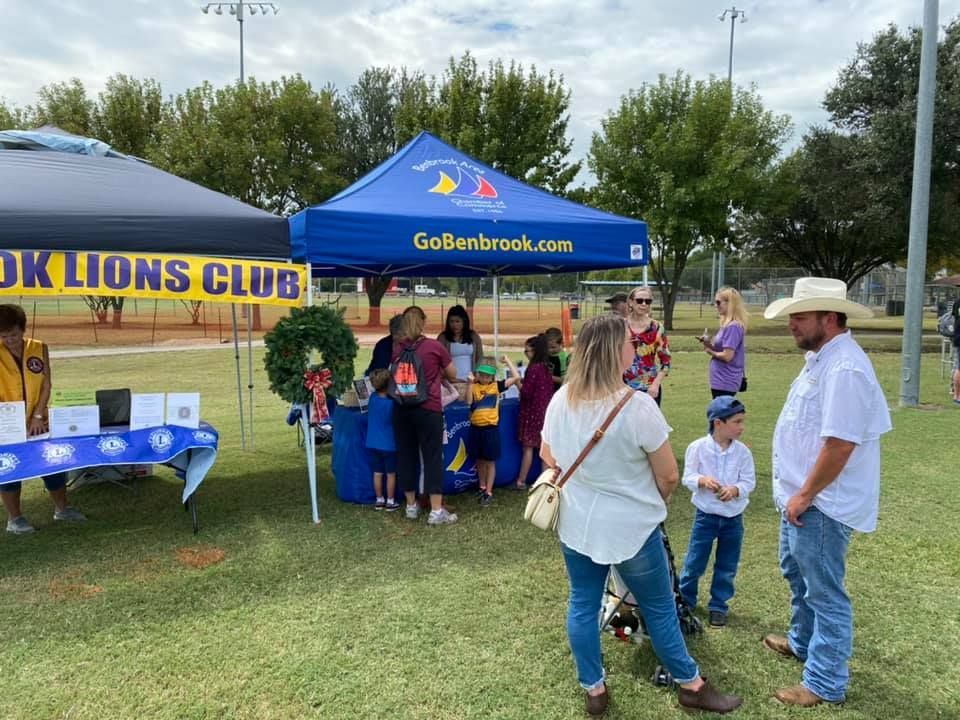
xmin=622 ymin=285 xmax=671 ymax=405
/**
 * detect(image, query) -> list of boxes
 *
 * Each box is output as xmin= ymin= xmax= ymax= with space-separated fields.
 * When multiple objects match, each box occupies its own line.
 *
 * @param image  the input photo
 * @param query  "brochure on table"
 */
xmin=49 ymin=405 xmax=100 ymax=438
xmin=165 ymin=393 xmax=200 ymax=429
xmin=130 ymin=393 xmax=166 ymax=430
xmin=0 ymin=401 xmax=27 ymax=445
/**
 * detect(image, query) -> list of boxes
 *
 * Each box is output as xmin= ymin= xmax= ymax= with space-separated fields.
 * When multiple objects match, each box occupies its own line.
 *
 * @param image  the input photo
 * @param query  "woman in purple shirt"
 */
xmin=698 ymin=287 xmax=747 ymax=398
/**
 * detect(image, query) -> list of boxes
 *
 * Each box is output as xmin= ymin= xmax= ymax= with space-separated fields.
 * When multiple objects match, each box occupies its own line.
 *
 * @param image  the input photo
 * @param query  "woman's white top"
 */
xmin=449 ymin=340 xmax=474 ymax=380
xmin=541 ymin=387 xmax=672 ymax=564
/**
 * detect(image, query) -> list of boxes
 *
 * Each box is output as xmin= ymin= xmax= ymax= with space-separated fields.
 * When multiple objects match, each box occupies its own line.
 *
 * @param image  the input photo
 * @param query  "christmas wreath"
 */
xmin=263 ymin=305 xmax=358 ymax=406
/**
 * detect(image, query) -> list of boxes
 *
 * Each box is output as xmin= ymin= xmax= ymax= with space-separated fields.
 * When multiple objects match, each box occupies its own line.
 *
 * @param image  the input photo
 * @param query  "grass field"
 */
xmin=1 ymin=339 xmax=958 ymax=719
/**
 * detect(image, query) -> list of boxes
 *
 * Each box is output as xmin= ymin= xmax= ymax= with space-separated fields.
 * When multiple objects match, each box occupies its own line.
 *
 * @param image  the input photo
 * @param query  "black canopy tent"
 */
xmin=0 ymin=150 xmax=288 ymax=258
xmin=0 ymin=145 xmax=292 ymax=450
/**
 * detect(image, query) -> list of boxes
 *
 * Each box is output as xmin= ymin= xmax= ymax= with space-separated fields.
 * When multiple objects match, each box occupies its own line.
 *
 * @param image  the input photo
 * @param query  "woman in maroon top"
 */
xmin=391 ymin=306 xmax=459 ymax=525
xmin=513 ymin=334 xmax=554 ymax=489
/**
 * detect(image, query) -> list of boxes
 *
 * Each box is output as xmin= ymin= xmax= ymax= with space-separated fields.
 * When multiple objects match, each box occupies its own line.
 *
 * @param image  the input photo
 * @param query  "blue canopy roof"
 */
xmin=289 ymin=132 xmax=647 ymax=277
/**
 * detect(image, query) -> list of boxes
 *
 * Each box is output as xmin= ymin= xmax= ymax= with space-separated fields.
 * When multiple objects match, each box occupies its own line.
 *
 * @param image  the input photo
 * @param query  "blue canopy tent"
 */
xmin=289 ymin=132 xmax=649 ymax=522
xmin=290 ymin=131 xmax=648 ymax=278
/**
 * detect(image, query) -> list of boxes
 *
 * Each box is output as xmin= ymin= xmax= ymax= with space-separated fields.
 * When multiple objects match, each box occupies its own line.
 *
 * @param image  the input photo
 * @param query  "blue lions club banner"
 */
xmin=0 ymin=423 xmax=219 ymax=502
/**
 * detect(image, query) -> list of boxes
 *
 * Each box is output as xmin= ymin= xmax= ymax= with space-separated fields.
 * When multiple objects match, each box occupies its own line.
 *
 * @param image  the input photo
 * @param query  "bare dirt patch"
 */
xmin=48 ymin=572 xmax=104 ymax=601
xmin=175 ymin=544 xmax=227 ymax=569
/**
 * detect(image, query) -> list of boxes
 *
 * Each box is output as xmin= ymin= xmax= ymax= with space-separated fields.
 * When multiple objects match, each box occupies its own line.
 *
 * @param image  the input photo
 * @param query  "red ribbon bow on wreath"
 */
xmin=304 ymin=368 xmax=333 ymax=424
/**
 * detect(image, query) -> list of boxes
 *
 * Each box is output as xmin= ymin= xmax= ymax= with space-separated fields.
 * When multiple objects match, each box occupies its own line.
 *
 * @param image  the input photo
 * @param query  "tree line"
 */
xmin=2 ymin=21 xmax=958 ymax=329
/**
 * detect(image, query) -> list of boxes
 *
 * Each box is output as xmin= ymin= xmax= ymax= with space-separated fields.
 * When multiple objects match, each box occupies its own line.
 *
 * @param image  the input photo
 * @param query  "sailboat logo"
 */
xmin=429 ymin=167 xmax=498 ymax=199
xmin=446 ymin=437 xmax=476 ymax=475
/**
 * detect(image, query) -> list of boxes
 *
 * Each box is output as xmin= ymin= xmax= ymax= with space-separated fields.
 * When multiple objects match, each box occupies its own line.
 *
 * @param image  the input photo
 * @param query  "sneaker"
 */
xmin=374 ymin=497 xmax=386 ymax=511
xmin=5 ymin=516 xmax=35 ymax=534
xmin=384 ymin=499 xmax=400 ymax=512
xmin=53 ymin=507 xmax=86 ymax=522
xmin=709 ymin=611 xmax=727 ymax=627
xmin=427 ymin=508 xmax=458 ymax=525
xmin=405 ymin=504 xmax=420 ymax=520
xmin=479 ymin=493 xmax=494 ymax=507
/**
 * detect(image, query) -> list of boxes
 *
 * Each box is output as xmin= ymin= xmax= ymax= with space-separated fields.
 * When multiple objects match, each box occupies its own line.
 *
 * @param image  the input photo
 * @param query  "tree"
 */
xmin=0 ymin=99 xmax=28 ymax=128
xmin=430 ymin=54 xmax=581 ymax=313
xmin=151 ymin=76 xmax=345 ymax=329
xmin=340 ymin=67 xmax=434 ymax=326
xmin=823 ymin=19 xmax=960 ymax=269
xmin=589 ymin=72 xmax=790 ymax=328
xmin=737 ymin=128 xmax=901 ymax=286
xmin=30 ymin=79 xmax=95 ymax=135
xmin=92 ymin=74 xmax=163 ymax=157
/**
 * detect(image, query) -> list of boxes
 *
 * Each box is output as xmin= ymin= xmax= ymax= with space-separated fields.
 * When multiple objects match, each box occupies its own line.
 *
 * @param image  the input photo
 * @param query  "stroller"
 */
xmin=600 ymin=523 xmax=702 ymax=685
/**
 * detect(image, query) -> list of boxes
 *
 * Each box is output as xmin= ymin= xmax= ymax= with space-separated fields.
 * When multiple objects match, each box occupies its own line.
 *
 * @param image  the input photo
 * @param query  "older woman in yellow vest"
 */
xmin=0 ymin=304 xmax=86 ymax=534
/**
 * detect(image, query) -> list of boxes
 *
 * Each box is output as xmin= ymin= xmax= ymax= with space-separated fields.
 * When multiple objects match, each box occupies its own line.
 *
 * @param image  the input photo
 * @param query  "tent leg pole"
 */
xmin=247 ymin=307 xmax=254 ymax=451
xmin=302 ymin=404 xmax=319 ymax=523
xmin=306 ymin=263 xmax=314 ymax=307
xmin=493 ymin=275 xmax=500 ymax=362
xmin=231 ymin=304 xmax=246 ymax=451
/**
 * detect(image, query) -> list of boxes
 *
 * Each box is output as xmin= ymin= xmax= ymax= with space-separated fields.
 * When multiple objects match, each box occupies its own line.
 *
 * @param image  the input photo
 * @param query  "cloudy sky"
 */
xmin=1 ymin=0 xmax=957 ymax=179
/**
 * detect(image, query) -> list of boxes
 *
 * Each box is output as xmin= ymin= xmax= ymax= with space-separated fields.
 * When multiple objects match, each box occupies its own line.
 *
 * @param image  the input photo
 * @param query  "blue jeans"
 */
xmin=561 ymin=530 xmax=700 ymax=690
xmin=779 ymin=508 xmax=854 ymax=702
xmin=678 ymin=510 xmax=744 ymax=614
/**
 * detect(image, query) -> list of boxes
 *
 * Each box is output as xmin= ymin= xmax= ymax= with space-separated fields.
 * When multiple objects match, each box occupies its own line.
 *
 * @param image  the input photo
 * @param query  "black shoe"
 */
xmin=479 ymin=493 xmax=494 ymax=507
xmin=709 ymin=611 xmax=727 ymax=627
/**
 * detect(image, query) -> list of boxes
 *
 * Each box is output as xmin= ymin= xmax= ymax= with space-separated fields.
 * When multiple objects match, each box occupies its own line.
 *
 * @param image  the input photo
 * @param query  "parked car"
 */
xmin=519 ymin=291 xmax=538 ymax=300
xmin=414 ymin=284 xmax=436 ymax=296
xmin=438 ymin=290 xmax=448 ymax=297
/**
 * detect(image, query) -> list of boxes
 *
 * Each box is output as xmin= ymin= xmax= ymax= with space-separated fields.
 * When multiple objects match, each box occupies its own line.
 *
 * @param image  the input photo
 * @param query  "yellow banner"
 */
xmin=0 ymin=251 xmax=306 ymax=307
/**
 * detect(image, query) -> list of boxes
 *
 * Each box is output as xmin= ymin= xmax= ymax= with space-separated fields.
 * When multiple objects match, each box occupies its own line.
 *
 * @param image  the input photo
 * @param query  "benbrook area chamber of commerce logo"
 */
xmin=413 ymin=158 xmax=506 ymax=215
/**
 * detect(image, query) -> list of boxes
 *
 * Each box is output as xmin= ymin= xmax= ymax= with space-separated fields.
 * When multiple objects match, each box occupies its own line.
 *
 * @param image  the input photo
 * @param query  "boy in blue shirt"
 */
xmin=678 ymin=396 xmax=756 ymax=627
xmin=366 ymin=369 xmax=398 ymax=511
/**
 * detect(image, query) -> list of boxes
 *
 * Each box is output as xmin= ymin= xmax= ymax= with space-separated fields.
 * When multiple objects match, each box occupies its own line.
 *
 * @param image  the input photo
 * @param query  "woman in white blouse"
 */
xmin=540 ymin=315 xmax=742 ymax=716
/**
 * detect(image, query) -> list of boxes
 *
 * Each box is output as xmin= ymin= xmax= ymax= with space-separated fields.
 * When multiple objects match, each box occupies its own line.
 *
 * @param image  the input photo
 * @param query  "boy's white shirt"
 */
xmin=682 ymin=435 xmax=756 ymax=518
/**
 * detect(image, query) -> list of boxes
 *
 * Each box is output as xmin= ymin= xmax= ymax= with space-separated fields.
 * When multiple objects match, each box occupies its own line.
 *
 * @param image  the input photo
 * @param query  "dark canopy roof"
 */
xmin=290 ymin=131 xmax=647 ymax=277
xmin=0 ymin=149 xmax=289 ymax=259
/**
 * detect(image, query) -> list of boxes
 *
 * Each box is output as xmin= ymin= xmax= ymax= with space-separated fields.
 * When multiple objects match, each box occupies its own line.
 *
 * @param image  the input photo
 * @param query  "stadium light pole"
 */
xmin=200 ymin=2 xmax=280 ymax=450
xmin=899 ymin=0 xmax=939 ymax=407
xmin=200 ymin=3 xmax=279 ymax=83
xmin=713 ymin=6 xmax=747 ymax=296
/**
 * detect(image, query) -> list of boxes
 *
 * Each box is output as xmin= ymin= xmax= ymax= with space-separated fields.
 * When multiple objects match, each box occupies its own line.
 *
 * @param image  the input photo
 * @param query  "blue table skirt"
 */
xmin=332 ymin=399 xmax=541 ymax=504
xmin=0 ymin=423 xmax=219 ymax=503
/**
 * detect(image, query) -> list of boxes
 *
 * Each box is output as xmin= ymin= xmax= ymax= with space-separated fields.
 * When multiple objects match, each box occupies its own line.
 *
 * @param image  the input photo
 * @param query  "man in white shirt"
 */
xmin=762 ymin=278 xmax=892 ymax=708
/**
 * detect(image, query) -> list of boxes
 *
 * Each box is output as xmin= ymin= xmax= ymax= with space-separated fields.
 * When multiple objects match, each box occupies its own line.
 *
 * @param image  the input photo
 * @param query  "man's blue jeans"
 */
xmin=678 ymin=510 xmax=744 ymax=614
xmin=779 ymin=507 xmax=854 ymax=703
xmin=561 ymin=530 xmax=699 ymax=690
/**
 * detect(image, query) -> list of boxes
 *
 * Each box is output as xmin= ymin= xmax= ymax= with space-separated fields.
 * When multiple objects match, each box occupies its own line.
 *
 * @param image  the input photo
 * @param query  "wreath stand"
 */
xmin=264 ymin=289 xmax=358 ymax=523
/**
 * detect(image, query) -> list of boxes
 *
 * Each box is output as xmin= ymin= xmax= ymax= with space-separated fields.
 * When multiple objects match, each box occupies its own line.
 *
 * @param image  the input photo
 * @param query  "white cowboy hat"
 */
xmin=763 ymin=277 xmax=874 ymax=320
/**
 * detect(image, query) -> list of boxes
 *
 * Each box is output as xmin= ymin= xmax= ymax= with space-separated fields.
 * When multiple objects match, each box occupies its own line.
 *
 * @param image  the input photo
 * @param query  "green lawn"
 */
xmin=1 ymin=343 xmax=957 ymax=719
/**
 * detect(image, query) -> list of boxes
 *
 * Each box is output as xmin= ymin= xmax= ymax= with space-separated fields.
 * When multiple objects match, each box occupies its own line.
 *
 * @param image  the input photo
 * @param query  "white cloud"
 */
xmin=2 ymin=0 xmax=957 ymax=181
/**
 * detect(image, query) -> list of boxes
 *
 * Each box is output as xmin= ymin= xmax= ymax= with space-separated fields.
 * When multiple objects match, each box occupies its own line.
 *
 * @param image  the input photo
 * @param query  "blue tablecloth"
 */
xmin=332 ymin=399 xmax=541 ymax=504
xmin=0 ymin=423 xmax=219 ymax=503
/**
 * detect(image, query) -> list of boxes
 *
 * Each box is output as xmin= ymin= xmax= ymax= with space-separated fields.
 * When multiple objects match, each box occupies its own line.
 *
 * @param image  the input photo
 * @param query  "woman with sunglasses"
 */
xmin=699 ymin=287 xmax=748 ymax=398
xmin=622 ymin=286 xmax=671 ymax=405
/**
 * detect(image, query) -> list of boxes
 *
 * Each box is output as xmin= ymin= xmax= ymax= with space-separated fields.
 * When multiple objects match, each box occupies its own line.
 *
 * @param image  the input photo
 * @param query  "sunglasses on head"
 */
xmin=632 ymin=297 xmax=653 ymax=305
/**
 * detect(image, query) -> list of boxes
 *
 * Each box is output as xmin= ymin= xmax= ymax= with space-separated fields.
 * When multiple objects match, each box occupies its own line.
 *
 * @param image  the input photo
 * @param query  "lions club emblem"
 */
xmin=42 ymin=443 xmax=75 ymax=465
xmin=0 ymin=452 xmax=20 ymax=476
xmin=148 ymin=429 xmax=174 ymax=453
xmin=97 ymin=435 xmax=129 ymax=457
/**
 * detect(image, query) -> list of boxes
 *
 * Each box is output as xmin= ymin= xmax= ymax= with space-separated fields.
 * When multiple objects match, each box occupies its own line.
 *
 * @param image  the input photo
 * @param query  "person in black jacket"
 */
xmin=366 ymin=315 xmax=404 ymax=376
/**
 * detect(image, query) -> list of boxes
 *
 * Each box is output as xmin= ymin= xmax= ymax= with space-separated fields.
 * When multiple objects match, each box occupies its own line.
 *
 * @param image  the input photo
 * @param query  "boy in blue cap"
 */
xmin=677 ymin=396 xmax=756 ymax=627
